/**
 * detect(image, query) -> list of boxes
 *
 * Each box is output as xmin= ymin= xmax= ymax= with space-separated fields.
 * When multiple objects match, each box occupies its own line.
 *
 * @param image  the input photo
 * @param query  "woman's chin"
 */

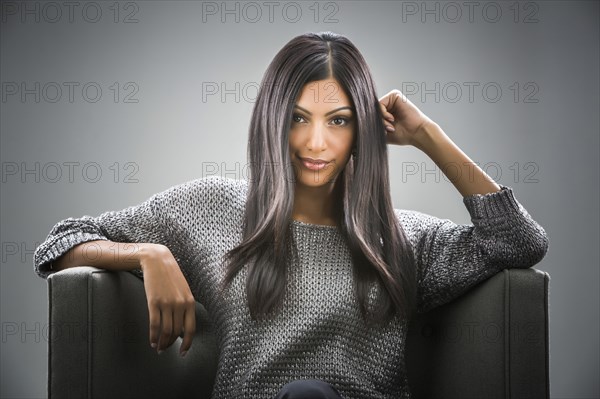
xmin=293 ymin=173 xmax=338 ymax=188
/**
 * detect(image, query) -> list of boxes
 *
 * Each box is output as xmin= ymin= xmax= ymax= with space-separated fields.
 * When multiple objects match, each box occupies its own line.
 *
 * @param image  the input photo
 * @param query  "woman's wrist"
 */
xmin=411 ymin=120 xmax=447 ymax=154
xmin=138 ymin=243 xmax=171 ymax=273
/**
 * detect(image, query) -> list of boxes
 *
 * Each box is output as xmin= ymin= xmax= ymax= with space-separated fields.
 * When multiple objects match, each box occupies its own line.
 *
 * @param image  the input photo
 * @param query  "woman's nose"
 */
xmin=306 ymin=124 xmax=326 ymax=151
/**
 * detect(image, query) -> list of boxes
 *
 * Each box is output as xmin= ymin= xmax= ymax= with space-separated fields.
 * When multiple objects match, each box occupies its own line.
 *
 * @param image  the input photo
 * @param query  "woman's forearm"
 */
xmin=412 ymin=121 xmax=501 ymax=197
xmin=53 ymin=240 xmax=160 ymax=272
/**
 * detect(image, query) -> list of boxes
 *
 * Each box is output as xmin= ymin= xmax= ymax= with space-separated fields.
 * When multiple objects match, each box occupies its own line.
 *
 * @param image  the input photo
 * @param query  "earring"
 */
xmin=351 ymin=147 xmax=358 ymax=159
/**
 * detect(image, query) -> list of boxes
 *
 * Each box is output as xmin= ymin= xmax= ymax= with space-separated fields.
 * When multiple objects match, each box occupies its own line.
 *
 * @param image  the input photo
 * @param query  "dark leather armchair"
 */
xmin=46 ymin=267 xmax=550 ymax=398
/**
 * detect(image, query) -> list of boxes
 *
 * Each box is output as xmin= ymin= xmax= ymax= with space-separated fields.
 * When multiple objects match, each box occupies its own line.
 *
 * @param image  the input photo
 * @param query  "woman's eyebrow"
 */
xmin=294 ymin=105 xmax=354 ymax=116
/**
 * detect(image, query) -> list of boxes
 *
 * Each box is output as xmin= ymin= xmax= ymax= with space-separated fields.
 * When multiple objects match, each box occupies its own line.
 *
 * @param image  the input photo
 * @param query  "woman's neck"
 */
xmin=292 ymin=180 xmax=341 ymax=226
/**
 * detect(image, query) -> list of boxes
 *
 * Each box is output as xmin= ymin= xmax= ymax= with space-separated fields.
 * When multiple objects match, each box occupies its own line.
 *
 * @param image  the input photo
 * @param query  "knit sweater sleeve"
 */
xmin=32 ymin=190 xmax=172 ymax=279
xmin=396 ymin=184 xmax=549 ymax=314
xmin=32 ymin=176 xmax=227 ymax=280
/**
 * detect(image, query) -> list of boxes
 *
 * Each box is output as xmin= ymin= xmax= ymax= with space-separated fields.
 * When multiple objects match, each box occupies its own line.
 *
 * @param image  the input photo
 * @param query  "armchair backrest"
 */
xmin=47 ymin=267 xmax=549 ymax=398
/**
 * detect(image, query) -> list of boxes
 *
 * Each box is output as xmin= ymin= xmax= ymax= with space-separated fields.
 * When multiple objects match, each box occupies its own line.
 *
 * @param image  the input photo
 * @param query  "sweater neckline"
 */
xmin=291 ymin=219 xmax=339 ymax=230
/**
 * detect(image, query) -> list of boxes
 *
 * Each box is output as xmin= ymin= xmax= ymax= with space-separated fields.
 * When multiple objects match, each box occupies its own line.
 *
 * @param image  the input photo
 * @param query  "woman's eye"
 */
xmin=292 ymin=114 xmax=351 ymax=126
xmin=331 ymin=117 xmax=350 ymax=126
xmin=292 ymin=114 xmax=306 ymax=123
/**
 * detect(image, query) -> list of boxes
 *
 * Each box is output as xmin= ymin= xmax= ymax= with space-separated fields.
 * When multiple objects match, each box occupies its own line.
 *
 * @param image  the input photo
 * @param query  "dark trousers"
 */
xmin=273 ymin=379 xmax=344 ymax=399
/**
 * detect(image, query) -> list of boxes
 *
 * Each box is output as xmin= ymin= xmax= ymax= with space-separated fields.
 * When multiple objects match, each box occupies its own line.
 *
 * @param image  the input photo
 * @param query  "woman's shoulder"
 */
xmin=159 ymin=175 xmax=247 ymax=200
xmin=392 ymin=208 xmax=451 ymax=246
xmin=153 ymin=175 xmax=248 ymax=214
xmin=393 ymin=208 xmax=449 ymax=228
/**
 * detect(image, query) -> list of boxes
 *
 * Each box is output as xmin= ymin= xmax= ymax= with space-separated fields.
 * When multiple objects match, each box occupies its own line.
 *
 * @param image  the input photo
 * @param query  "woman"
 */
xmin=34 ymin=31 xmax=549 ymax=399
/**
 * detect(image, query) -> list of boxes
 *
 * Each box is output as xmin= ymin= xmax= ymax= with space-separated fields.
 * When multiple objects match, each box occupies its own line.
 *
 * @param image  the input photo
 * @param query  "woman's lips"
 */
xmin=300 ymin=158 xmax=330 ymax=171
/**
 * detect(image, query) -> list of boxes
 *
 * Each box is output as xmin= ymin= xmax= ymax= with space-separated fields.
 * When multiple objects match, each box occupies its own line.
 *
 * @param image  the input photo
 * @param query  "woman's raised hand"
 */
xmin=138 ymin=244 xmax=196 ymax=357
xmin=378 ymin=89 xmax=436 ymax=147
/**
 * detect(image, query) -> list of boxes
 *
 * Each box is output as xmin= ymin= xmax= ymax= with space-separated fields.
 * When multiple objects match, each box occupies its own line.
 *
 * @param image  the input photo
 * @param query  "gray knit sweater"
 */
xmin=33 ymin=176 xmax=549 ymax=399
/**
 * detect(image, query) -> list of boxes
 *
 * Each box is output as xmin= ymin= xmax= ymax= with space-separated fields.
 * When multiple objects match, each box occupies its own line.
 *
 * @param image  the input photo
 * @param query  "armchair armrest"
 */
xmin=406 ymin=268 xmax=550 ymax=399
xmin=47 ymin=266 xmax=218 ymax=399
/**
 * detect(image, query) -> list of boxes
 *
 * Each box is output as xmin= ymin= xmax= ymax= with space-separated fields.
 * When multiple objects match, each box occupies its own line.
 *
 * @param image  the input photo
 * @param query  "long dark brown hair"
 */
xmin=218 ymin=31 xmax=416 ymax=325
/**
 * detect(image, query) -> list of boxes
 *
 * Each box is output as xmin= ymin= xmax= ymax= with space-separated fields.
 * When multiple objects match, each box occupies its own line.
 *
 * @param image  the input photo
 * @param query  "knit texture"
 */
xmin=33 ymin=176 xmax=549 ymax=399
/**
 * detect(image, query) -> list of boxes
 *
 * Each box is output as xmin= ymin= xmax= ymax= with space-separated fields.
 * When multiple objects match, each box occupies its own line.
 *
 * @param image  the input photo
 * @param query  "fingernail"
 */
xmin=150 ymin=342 xmax=157 ymax=349
xmin=157 ymin=349 xmax=163 ymax=355
xmin=180 ymin=350 xmax=188 ymax=358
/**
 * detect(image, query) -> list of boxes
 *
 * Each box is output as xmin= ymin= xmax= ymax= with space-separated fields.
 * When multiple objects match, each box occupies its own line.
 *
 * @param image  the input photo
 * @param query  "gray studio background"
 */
xmin=1 ymin=1 xmax=598 ymax=398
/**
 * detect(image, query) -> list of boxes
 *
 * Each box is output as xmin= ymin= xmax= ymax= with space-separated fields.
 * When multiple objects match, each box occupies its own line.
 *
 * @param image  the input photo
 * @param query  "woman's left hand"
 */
xmin=378 ymin=89 xmax=436 ymax=147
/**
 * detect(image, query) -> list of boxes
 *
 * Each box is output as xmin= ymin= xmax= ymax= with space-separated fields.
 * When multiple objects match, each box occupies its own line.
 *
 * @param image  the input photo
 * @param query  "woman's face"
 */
xmin=288 ymin=78 xmax=355 ymax=188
